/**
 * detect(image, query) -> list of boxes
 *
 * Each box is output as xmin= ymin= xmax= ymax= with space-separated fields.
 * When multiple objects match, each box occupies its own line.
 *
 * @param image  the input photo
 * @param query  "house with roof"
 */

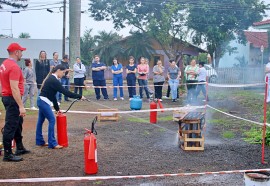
xmin=218 ymin=31 xmax=268 ymax=67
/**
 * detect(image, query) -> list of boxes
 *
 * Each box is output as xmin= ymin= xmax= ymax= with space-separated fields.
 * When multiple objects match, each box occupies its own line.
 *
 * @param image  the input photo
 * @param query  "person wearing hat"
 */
xmin=0 ymin=43 xmax=30 ymax=162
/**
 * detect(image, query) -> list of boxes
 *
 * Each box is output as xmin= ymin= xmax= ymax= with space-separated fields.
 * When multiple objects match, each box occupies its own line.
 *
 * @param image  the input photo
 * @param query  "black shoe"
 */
xmin=3 ymin=154 xmax=23 ymax=162
xmin=15 ymin=148 xmax=31 ymax=156
xmin=104 ymin=97 xmax=109 ymax=100
xmin=172 ymin=99 xmax=176 ymax=102
xmin=65 ymin=99 xmax=71 ymax=102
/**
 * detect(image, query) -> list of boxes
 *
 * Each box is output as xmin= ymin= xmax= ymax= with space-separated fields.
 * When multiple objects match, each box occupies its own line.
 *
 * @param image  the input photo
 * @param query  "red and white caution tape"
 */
xmin=207 ymin=104 xmax=270 ymax=127
xmin=0 ymin=168 xmax=269 ymax=183
xmin=26 ymin=106 xmax=206 ymax=114
xmin=208 ymin=83 xmax=264 ymax=88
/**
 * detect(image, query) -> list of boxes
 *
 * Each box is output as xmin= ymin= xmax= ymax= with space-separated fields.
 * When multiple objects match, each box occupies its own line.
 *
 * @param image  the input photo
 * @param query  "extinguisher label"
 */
xmin=95 ymin=149 xmax=97 ymax=163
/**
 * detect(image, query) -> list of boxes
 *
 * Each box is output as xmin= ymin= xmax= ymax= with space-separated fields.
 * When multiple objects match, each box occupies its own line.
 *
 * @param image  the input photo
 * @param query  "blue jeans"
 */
xmin=196 ymin=82 xmax=207 ymax=100
xmin=186 ymin=80 xmax=198 ymax=103
xmin=168 ymin=79 xmax=179 ymax=99
xmin=113 ymin=76 xmax=124 ymax=98
xmin=60 ymin=77 xmax=70 ymax=101
xmin=36 ymin=98 xmax=58 ymax=148
xmin=127 ymin=76 xmax=136 ymax=98
xmin=138 ymin=79 xmax=150 ymax=99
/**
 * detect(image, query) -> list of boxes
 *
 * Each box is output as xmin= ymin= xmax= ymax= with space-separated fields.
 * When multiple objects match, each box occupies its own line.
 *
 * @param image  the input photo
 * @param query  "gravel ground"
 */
xmin=0 ymin=88 xmax=269 ymax=186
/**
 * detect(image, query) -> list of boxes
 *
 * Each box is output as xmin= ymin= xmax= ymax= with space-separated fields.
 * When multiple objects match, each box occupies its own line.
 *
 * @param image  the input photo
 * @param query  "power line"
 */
xmin=0 ymin=6 xmax=63 ymax=12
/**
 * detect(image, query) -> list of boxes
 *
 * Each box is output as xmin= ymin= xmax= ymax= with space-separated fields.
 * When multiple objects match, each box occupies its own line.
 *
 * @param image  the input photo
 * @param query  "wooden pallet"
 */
xmin=177 ymin=112 xmax=205 ymax=151
xmin=97 ymin=109 xmax=119 ymax=122
xmin=173 ymin=110 xmax=188 ymax=122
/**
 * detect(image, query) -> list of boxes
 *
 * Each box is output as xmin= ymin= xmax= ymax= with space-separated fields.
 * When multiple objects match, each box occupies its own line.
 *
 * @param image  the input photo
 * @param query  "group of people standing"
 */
xmin=92 ymin=56 xmax=208 ymax=104
xmin=22 ymin=51 xmax=86 ymax=108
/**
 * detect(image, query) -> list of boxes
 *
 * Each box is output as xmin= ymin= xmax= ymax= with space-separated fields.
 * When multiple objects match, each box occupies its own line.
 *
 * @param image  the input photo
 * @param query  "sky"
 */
xmin=0 ymin=0 xmax=270 ymax=40
xmin=0 ymin=0 xmax=132 ymax=39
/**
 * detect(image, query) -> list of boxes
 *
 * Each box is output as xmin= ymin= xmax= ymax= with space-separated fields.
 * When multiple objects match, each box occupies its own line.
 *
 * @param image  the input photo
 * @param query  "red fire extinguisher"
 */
xmin=150 ymin=100 xmax=158 ymax=124
xmin=56 ymin=99 xmax=80 ymax=147
xmin=56 ymin=112 xmax=68 ymax=147
xmin=84 ymin=116 xmax=98 ymax=174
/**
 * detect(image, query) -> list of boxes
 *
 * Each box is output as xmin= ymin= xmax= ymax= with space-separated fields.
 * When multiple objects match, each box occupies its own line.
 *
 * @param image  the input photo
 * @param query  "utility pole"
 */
xmin=69 ymin=0 xmax=81 ymax=68
xmin=62 ymin=0 xmax=66 ymax=58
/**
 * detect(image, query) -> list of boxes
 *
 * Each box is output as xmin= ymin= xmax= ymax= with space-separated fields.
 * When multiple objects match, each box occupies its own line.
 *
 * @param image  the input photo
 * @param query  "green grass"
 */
xmin=127 ymin=117 xmax=148 ymax=123
xmin=243 ymin=127 xmax=263 ymax=144
xmin=208 ymin=118 xmax=227 ymax=125
xmin=93 ymin=181 xmax=103 ymax=185
xmin=158 ymin=115 xmax=173 ymax=121
xmin=222 ymin=131 xmax=235 ymax=139
xmin=158 ymin=128 xmax=166 ymax=132
xmin=143 ymin=130 xmax=150 ymax=135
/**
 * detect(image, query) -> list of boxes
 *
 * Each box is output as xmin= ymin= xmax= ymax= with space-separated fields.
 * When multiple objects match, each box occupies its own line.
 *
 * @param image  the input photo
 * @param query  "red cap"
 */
xmin=7 ymin=43 xmax=26 ymax=52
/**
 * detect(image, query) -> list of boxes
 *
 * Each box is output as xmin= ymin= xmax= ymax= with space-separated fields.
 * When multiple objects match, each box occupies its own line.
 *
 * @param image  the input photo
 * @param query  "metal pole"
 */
xmin=62 ymin=0 xmax=66 ymax=58
xmin=262 ymin=76 xmax=268 ymax=164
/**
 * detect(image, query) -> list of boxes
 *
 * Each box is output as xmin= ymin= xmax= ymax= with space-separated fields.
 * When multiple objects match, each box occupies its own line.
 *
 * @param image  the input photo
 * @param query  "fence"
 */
xmin=86 ymin=66 xmax=265 ymax=84
xmin=214 ymin=67 xmax=264 ymax=84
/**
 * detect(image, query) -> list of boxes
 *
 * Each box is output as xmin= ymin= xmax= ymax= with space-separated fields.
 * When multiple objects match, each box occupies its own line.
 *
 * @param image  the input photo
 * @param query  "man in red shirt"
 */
xmin=0 ymin=43 xmax=30 ymax=162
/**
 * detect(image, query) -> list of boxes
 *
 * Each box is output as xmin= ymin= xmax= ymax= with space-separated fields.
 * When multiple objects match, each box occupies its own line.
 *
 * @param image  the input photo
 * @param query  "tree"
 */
xmin=18 ymin=32 xmax=30 ymax=38
xmin=88 ymin=0 xmax=188 ymax=63
xmin=123 ymin=31 xmax=155 ymax=61
xmin=0 ymin=0 xmax=28 ymax=9
xmin=80 ymin=29 xmax=96 ymax=65
xmin=187 ymin=0 xmax=266 ymax=67
xmin=93 ymin=31 xmax=122 ymax=65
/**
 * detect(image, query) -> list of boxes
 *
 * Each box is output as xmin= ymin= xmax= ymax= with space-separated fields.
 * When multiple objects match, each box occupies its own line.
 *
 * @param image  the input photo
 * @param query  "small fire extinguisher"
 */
xmin=56 ymin=112 xmax=68 ymax=147
xmin=150 ymin=100 xmax=158 ymax=124
xmin=56 ymin=99 xmax=80 ymax=147
xmin=84 ymin=116 xmax=98 ymax=175
xmin=150 ymin=99 xmax=164 ymax=124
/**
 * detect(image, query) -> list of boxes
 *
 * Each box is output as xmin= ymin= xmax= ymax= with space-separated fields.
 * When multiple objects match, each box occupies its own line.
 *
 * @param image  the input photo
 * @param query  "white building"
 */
xmin=0 ymin=38 xmax=69 ymax=68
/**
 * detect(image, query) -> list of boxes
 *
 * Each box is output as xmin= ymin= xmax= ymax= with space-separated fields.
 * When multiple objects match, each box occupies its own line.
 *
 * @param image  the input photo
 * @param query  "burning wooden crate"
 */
xmin=97 ymin=109 xmax=119 ymax=122
xmin=177 ymin=112 xmax=205 ymax=151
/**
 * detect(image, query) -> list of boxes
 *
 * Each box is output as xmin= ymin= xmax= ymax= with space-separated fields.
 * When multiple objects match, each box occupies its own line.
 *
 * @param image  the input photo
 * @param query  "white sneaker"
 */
xmin=114 ymin=98 xmax=117 ymax=101
xmin=162 ymin=96 xmax=169 ymax=99
xmin=159 ymin=99 xmax=163 ymax=102
xmin=129 ymin=98 xmax=132 ymax=101
xmin=58 ymin=102 xmax=60 ymax=106
xmin=30 ymin=106 xmax=38 ymax=110
xmin=120 ymin=97 xmax=124 ymax=100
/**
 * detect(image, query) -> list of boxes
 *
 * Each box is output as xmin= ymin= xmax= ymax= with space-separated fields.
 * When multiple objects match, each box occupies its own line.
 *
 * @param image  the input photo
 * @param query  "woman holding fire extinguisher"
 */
xmin=36 ymin=64 xmax=86 ymax=149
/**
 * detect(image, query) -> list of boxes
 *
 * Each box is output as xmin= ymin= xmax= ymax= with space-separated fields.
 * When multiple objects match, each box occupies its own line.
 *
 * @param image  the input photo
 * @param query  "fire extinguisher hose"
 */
xmin=62 ymin=99 xmax=79 ymax=114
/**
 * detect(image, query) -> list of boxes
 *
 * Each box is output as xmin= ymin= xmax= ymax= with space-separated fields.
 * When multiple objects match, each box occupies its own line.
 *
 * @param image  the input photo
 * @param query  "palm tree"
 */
xmin=94 ymin=31 xmax=122 ymax=65
xmin=80 ymin=29 xmax=96 ymax=65
xmin=124 ymin=31 xmax=155 ymax=62
xmin=18 ymin=32 xmax=30 ymax=38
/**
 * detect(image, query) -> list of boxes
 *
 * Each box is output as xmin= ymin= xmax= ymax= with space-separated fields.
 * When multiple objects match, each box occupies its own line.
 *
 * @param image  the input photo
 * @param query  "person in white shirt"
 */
xmin=196 ymin=62 xmax=208 ymax=101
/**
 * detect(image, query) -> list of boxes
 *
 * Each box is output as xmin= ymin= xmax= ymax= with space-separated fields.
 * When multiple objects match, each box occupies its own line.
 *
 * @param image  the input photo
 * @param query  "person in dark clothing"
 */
xmin=60 ymin=55 xmax=72 ymax=102
xmin=0 ymin=43 xmax=30 ymax=162
xmin=92 ymin=55 xmax=109 ymax=100
xmin=35 ymin=50 xmax=50 ymax=94
xmin=36 ymin=65 xmax=86 ymax=149
xmin=126 ymin=56 xmax=137 ymax=100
